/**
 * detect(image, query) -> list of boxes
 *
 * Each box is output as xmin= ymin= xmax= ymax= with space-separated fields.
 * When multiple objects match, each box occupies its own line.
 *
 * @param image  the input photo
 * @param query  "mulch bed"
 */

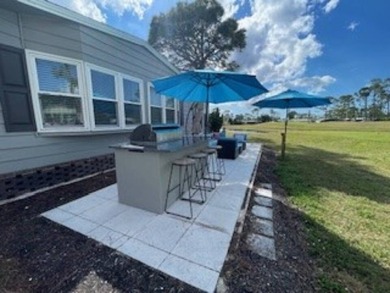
xmin=0 ymin=148 xmax=317 ymax=292
xmin=221 ymin=147 xmax=318 ymax=292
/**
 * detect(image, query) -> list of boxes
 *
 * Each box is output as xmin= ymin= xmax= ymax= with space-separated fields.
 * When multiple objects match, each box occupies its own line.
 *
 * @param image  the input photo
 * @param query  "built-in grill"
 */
xmin=130 ymin=124 xmax=182 ymax=148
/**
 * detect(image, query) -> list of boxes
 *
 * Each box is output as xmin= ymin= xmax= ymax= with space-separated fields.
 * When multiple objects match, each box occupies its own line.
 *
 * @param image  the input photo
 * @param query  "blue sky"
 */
xmin=49 ymin=0 xmax=390 ymax=116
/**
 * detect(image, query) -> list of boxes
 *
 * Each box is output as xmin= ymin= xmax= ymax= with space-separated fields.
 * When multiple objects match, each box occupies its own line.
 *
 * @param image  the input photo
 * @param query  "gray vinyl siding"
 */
xmin=0 ymin=8 xmax=22 ymax=48
xmin=80 ymin=27 xmax=173 ymax=80
xmin=0 ymin=5 xmax=178 ymax=175
xmin=0 ymin=133 xmax=128 ymax=174
xmin=21 ymin=14 xmax=83 ymax=60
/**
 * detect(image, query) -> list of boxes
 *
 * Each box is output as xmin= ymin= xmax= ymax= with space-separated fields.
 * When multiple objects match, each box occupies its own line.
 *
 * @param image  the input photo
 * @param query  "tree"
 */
xmin=252 ymin=108 xmax=259 ymax=119
xmin=339 ymin=94 xmax=355 ymax=119
xmin=383 ymin=78 xmax=390 ymax=119
xmin=369 ymin=79 xmax=384 ymax=120
xmin=288 ymin=111 xmax=298 ymax=120
xmin=148 ymin=0 xmax=246 ymax=70
xmin=208 ymin=108 xmax=223 ymax=132
xmin=356 ymin=87 xmax=370 ymax=120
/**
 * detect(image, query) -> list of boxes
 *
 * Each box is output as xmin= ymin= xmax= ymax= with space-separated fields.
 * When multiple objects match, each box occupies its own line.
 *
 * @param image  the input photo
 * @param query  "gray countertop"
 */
xmin=111 ymin=136 xmax=208 ymax=153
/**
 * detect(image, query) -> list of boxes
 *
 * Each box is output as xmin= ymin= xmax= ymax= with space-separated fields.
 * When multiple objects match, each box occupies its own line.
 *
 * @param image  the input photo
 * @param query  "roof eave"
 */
xmin=16 ymin=0 xmax=179 ymax=73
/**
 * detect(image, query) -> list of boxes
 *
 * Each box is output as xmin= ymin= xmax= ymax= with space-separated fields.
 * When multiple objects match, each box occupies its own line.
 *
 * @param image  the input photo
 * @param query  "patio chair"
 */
xmin=233 ymin=132 xmax=247 ymax=151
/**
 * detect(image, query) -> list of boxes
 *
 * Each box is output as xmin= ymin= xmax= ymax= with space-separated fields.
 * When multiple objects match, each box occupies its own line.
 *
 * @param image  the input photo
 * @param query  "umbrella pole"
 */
xmin=204 ymin=86 xmax=209 ymax=138
xmin=281 ymin=108 xmax=288 ymax=159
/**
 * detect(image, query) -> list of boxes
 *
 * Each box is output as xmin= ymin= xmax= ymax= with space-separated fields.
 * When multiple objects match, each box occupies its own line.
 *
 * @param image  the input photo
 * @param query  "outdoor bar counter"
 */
xmin=111 ymin=125 xmax=207 ymax=214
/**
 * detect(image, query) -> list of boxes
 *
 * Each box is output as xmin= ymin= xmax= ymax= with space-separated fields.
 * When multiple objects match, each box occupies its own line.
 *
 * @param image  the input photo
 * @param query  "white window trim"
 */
xmin=26 ymin=50 xmax=90 ymax=133
xmin=165 ymin=96 xmax=178 ymax=124
xmin=122 ymin=74 xmax=146 ymax=126
xmin=85 ymin=63 xmax=122 ymax=130
xmin=147 ymin=82 xmax=178 ymax=124
xmin=26 ymin=50 xmax=147 ymax=134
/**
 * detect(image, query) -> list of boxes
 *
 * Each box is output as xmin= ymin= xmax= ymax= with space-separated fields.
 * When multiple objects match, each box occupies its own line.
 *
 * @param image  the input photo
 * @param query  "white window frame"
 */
xmin=164 ymin=96 xmax=178 ymax=124
xmin=121 ymin=74 xmax=146 ymax=127
xmin=26 ymin=50 xmax=90 ymax=133
xmin=26 ymin=50 xmax=147 ymax=134
xmin=147 ymin=82 xmax=178 ymax=124
xmin=86 ymin=64 xmax=122 ymax=130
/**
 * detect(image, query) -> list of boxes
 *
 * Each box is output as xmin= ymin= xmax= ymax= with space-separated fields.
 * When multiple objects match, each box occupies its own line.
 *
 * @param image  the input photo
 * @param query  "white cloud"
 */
xmin=50 ymin=0 xmax=107 ymax=22
xmin=231 ymin=0 xmax=336 ymax=94
xmin=49 ymin=0 xmax=153 ymax=21
xmin=218 ymin=0 xmax=243 ymax=19
xmin=323 ymin=0 xmax=340 ymax=14
xmin=347 ymin=21 xmax=359 ymax=31
xmin=98 ymin=0 xmax=153 ymax=19
xmin=285 ymin=75 xmax=336 ymax=93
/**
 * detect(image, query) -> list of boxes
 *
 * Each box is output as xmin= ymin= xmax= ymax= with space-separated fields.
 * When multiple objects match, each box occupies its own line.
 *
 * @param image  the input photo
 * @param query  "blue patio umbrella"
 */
xmin=152 ymin=69 xmax=268 ymax=135
xmin=252 ymin=89 xmax=331 ymax=158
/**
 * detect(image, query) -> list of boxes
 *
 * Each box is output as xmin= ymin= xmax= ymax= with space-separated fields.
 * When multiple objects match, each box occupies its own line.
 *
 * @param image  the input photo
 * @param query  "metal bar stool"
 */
xmin=208 ymin=145 xmax=226 ymax=176
xmin=201 ymin=148 xmax=221 ymax=182
xmin=164 ymin=157 xmax=203 ymax=219
xmin=188 ymin=152 xmax=216 ymax=193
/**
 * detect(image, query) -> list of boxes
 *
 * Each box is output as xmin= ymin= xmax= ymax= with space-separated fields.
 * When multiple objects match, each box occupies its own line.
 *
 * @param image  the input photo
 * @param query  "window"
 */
xmin=148 ymin=84 xmax=177 ymax=124
xmin=30 ymin=55 xmax=85 ymax=130
xmin=123 ymin=77 xmax=143 ymax=125
xmin=149 ymin=86 xmax=163 ymax=124
xmin=165 ymin=96 xmax=176 ymax=124
xmin=89 ymin=68 xmax=118 ymax=127
xmin=26 ymin=50 xmax=147 ymax=133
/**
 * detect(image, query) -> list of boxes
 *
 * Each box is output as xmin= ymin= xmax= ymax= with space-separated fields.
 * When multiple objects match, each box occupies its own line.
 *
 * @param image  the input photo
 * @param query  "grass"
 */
xmin=227 ymin=121 xmax=390 ymax=292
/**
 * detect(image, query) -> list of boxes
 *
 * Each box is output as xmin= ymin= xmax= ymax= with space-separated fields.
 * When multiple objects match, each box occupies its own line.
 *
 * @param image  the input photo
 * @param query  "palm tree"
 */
xmin=252 ymin=108 xmax=259 ymax=118
xmin=356 ymin=86 xmax=371 ymax=120
xmin=384 ymin=78 xmax=390 ymax=119
xmin=370 ymin=79 xmax=386 ymax=120
xmin=339 ymin=94 xmax=355 ymax=119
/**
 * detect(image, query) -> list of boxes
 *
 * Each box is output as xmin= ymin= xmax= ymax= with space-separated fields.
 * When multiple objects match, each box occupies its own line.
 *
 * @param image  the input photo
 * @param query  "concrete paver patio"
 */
xmin=42 ymin=143 xmax=262 ymax=292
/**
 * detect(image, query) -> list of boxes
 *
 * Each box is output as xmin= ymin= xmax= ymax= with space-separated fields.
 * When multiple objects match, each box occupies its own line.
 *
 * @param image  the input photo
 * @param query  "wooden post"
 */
xmin=281 ymin=132 xmax=286 ymax=159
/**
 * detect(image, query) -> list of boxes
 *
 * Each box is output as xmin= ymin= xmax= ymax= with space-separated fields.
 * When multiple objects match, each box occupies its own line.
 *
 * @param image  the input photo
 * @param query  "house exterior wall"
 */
xmin=0 ymin=8 xmax=21 ymax=49
xmin=0 ymin=4 xmax=178 ymax=175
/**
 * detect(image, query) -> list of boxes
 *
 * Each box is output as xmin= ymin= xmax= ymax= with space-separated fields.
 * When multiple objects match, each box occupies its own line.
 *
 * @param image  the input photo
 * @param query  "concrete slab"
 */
xmin=117 ymin=238 xmax=168 ymax=268
xmin=62 ymin=216 xmax=99 ymax=234
xmin=254 ymin=187 xmax=273 ymax=198
xmin=254 ymin=196 xmax=273 ymax=208
xmin=252 ymin=205 xmax=273 ymax=220
xmin=103 ymin=207 xmax=156 ymax=237
xmin=252 ymin=218 xmax=274 ymax=237
xmin=171 ymin=223 xmax=231 ymax=271
xmin=246 ymin=233 xmax=276 ymax=261
xmin=195 ymin=205 xmax=239 ymax=235
xmin=42 ymin=208 xmax=74 ymax=224
xmin=134 ymin=215 xmax=191 ymax=252
xmin=159 ymin=255 xmax=219 ymax=293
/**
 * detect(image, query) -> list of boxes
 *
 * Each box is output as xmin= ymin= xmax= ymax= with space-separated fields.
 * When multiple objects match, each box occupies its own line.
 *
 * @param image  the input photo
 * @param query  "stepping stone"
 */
xmin=246 ymin=233 xmax=276 ymax=260
xmin=254 ymin=187 xmax=272 ymax=198
xmin=254 ymin=196 xmax=273 ymax=207
xmin=251 ymin=205 xmax=273 ymax=220
xmin=252 ymin=218 xmax=274 ymax=237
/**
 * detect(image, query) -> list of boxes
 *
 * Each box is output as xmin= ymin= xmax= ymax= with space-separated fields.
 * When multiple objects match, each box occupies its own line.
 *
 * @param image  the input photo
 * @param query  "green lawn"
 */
xmin=228 ymin=121 xmax=390 ymax=292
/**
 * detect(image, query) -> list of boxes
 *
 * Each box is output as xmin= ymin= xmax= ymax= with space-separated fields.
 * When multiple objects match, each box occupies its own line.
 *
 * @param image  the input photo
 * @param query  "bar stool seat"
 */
xmin=165 ymin=157 xmax=203 ymax=219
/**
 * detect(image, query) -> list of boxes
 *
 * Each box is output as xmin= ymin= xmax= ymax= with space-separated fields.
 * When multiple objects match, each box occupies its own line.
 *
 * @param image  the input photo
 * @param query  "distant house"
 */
xmin=0 ymin=0 xmax=181 ymax=200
